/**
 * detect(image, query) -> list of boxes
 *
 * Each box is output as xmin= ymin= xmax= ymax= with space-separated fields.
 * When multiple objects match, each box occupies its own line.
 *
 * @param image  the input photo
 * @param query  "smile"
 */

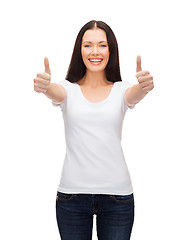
xmin=88 ymin=58 xmax=103 ymax=65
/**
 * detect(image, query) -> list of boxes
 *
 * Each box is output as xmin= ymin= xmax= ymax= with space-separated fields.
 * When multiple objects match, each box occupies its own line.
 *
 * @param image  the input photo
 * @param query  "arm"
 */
xmin=124 ymin=83 xmax=148 ymax=107
xmin=43 ymin=83 xmax=66 ymax=103
xmin=124 ymin=55 xmax=154 ymax=107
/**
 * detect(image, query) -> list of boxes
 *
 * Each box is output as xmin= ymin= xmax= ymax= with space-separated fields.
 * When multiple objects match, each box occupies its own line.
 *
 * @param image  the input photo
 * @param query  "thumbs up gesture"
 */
xmin=135 ymin=55 xmax=154 ymax=93
xmin=33 ymin=57 xmax=51 ymax=93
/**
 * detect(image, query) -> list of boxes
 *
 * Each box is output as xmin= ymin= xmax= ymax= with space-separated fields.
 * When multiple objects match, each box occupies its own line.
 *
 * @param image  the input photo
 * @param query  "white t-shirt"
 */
xmin=52 ymin=79 xmax=135 ymax=195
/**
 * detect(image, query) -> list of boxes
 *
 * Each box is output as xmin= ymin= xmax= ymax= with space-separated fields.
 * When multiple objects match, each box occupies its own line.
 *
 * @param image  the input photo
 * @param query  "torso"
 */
xmin=76 ymin=80 xmax=114 ymax=103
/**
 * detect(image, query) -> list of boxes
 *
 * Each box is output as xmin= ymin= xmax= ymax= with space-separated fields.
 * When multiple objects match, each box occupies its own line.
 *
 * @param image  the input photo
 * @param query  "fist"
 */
xmin=33 ymin=57 xmax=51 ymax=93
xmin=135 ymin=55 xmax=154 ymax=93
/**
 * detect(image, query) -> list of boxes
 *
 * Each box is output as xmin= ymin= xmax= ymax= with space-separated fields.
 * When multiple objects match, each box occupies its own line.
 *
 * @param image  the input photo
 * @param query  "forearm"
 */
xmin=43 ymin=83 xmax=65 ymax=102
xmin=126 ymin=83 xmax=148 ymax=105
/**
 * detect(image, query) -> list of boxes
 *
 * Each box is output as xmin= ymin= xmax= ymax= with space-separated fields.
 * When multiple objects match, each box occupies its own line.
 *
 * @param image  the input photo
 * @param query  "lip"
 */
xmin=88 ymin=58 xmax=103 ymax=65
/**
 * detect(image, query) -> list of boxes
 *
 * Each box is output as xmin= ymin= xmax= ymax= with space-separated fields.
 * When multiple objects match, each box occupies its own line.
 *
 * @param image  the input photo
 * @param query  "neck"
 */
xmin=81 ymin=70 xmax=109 ymax=87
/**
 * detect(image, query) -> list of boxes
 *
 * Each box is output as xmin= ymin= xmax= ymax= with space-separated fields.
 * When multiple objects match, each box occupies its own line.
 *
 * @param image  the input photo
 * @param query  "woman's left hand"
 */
xmin=135 ymin=55 xmax=154 ymax=93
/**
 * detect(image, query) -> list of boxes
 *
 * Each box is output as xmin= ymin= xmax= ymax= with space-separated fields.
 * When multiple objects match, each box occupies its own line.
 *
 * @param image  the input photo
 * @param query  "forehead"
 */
xmin=82 ymin=28 xmax=107 ymax=43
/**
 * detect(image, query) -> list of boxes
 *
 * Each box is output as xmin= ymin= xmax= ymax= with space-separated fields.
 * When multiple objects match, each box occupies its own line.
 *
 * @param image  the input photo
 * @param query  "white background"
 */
xmin=0 ymin=0 xmax=188 ymax=239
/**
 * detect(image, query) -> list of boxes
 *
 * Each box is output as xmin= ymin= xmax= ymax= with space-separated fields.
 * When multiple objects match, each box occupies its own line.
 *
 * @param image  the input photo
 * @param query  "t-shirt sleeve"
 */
xmin=121 ymin=80 xmax=136 ymax=112
xmin=51 ymin=79 xmax=70 ymax=107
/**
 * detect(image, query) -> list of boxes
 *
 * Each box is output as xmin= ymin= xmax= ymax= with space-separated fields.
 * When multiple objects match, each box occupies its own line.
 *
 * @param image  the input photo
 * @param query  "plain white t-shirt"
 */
xmin=52 ymin=79 xmax=135 ymax=195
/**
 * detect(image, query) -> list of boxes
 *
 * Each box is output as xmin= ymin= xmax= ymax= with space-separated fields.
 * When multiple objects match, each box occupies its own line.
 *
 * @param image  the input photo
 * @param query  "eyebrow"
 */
xmin=82 ymin=41 xmax=108 ymax=44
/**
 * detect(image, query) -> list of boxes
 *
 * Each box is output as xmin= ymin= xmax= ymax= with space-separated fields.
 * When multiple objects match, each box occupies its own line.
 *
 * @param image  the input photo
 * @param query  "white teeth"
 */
xmin=89 ymin=59 xmax=103 ymax=62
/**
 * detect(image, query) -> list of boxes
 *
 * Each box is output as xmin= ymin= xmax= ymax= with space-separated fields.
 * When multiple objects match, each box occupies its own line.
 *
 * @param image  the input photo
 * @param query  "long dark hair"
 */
xmin=65 ymin=20 xmax=122 ymax=83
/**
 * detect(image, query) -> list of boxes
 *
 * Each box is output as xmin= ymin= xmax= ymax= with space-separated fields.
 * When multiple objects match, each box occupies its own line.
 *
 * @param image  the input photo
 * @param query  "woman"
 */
xmin=33 ymin=20 xmax=154 ymax=240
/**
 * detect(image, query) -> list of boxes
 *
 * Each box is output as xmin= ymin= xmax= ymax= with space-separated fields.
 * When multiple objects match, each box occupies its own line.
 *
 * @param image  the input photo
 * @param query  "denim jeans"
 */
xmin=56 ymin=191 xmax=135 ymax=240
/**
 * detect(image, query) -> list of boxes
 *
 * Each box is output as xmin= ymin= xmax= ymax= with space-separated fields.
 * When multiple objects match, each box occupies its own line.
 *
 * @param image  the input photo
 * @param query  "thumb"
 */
xmin=136 ymin=55 xmax=142 ymax=72
xmin=44 ymin=57 xmax=51 ymax=75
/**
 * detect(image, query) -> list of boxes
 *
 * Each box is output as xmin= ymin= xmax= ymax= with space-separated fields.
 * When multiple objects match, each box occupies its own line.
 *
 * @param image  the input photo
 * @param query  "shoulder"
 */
xmin=118 ymin=80 xmax=135 ymax=90
xmin=55 ymin=79 xmax=74 ymax=92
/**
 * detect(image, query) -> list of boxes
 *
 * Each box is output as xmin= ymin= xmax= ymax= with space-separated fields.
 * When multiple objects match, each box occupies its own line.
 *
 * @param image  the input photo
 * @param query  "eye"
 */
xmin=100 ymin=45 xmax=107 ymax=47
xmin=84 ymin=45 xmax=90 ymax=47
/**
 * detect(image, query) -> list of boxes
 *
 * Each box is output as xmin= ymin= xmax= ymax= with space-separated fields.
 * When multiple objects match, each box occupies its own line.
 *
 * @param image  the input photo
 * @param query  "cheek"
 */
xmin=81 ymin=49 xmax=88 ymax=65
xmin=104 ymin=53 xmax=110 ymax=66
xmin=81 ymin=48 xmax=91 ymax=58
xmin=102 ymin=50 xmax=109 ymax=61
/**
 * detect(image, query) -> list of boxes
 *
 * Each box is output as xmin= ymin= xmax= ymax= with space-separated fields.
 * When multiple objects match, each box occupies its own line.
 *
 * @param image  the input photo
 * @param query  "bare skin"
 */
xmin=77 ymin=27 xmax=114 ymax=103
xmin=76 ymin=76 xmax=114 ymax=103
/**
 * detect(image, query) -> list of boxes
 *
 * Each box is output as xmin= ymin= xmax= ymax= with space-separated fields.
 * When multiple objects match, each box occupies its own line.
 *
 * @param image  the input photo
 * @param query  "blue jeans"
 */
xmin=56 ymin=191 xmax=135 ymax=240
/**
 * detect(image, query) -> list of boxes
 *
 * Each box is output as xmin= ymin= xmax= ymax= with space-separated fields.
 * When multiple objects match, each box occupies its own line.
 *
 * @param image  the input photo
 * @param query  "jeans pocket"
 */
xmin=110 ymin=193 xmax=134 ymax=203
xmin=56 ymin=191 xmax=77 ymax=202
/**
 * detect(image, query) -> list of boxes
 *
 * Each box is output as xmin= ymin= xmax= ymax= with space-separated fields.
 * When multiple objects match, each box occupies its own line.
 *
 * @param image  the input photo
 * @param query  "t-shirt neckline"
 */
xmin=74 ymin=82 xmax=117 ymax=105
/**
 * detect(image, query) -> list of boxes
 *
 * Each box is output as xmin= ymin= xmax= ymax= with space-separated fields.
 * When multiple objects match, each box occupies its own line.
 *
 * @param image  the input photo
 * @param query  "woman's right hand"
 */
xmin=33 ymin=57 xmax=51 ymax=93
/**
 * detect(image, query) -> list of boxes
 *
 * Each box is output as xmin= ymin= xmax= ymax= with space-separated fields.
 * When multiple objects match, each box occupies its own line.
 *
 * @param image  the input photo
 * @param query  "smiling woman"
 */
xmin=65 ymin=20 xmax=122 ymax=84
xmin=52 ymin=20 xmax=136 ymax=240
xmin=36 ymin=20 xmax=136 ymax=240
xmin=81 ymin=28 xmax=110 ymax=73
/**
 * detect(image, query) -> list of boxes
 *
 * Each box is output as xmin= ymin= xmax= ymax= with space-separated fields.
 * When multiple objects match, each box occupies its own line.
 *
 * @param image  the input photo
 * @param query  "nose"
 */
xmin=92 ymin=45 xmax=99 ymax=55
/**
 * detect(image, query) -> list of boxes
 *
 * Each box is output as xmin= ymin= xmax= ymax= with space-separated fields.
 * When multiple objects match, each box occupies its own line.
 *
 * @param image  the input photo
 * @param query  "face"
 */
xmin=81 ymin=28 xmax=110 ymax=73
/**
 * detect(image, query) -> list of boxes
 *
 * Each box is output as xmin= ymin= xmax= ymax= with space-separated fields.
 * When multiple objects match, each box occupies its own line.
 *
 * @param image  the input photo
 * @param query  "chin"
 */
xmin=88 ymin=68 xmax=106 ymax=73
xmin=86 ymin=64 xmax=107 ymax=72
